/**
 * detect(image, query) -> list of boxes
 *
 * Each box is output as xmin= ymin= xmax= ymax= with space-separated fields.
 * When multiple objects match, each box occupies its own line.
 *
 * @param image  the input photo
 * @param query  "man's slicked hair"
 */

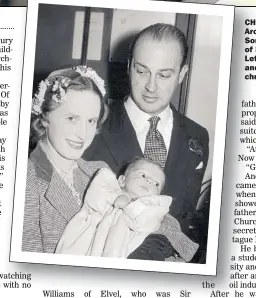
xmin=128 ymin=23 xmax=188 ymax=68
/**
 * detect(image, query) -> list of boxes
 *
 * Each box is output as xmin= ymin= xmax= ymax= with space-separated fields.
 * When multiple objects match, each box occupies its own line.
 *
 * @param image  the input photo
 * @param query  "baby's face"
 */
xmin=119 ymin=160 xmax=165 ymax=199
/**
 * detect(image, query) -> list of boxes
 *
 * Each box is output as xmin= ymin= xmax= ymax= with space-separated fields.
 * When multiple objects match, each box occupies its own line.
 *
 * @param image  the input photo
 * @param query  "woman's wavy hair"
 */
xmin=29 ymin=66 xmax=108 ymax=153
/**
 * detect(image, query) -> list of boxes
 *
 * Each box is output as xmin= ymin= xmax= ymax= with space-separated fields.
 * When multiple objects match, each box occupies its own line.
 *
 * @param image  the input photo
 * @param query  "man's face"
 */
xmin=129 ymin=36 xmax=188 ymax=115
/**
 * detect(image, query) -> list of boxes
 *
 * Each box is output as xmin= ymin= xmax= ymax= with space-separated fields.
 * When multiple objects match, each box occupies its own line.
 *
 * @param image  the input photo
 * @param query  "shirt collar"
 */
xmin=158 ymin=103 xmax=171 ymax=126
xmin=124 ymin=96 xmax=172 ymax=131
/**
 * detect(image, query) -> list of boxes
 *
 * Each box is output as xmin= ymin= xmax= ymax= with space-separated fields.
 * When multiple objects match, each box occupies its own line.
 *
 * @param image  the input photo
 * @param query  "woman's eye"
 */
xmin=155 ymin=182 xmax=159 ymax=187
xmin=141 ymin=173 xmax=146 ymax=178
xmin=88 ymin=119 xmax=97 ymax=125
xmin=67 ymin=116 xmax=77 ymax=123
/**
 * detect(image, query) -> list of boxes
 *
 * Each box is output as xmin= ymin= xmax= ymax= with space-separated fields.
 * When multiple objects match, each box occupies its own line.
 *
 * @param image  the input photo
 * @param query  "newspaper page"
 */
xmin=0 ymin=0 xmax=255 ymax=297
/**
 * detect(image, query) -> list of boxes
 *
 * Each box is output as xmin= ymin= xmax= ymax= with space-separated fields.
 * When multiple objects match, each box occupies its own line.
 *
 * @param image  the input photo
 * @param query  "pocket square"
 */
xmin=195 ymin=161 xmax=203 ymax=170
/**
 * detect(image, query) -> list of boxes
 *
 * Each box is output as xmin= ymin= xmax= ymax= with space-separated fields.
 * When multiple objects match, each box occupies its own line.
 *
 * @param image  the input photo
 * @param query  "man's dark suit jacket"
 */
xmin=83 ymin=100 xmax=209 ymax=234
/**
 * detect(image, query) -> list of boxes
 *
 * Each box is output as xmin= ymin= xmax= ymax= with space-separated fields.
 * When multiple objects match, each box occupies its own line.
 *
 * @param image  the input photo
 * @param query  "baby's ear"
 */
xmin=118 ymin=175 xmax=126 ymax=188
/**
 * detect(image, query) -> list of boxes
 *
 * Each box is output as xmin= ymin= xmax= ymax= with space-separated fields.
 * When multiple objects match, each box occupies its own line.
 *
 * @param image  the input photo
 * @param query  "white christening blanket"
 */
xmin=55 ymin=168 xmax=172 ymax=257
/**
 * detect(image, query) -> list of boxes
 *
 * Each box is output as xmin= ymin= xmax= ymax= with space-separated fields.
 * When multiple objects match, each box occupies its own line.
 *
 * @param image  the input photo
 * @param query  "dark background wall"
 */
xmin=33 ymin=4 xmax=196 ymax=113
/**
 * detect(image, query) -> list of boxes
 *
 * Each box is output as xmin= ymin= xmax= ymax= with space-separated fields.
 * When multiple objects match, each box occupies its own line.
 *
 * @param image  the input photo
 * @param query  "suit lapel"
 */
xmin=163 ymin=107 xmax=202 ymax=217
xmin=30 ymin=144 xmax=81 ymax=222
xmin=162 ymin=107 xmax=187 ymax=197
xmin=102 ymin=101 xmax=143 ymax=168
xmin=45 ymin=172 xmax=81 ymax=222
xmin=165 ymin=107 xmax=185 ymax=168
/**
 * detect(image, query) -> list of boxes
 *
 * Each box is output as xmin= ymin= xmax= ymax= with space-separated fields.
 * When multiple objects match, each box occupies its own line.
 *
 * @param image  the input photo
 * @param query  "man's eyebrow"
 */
xmin=134 ymin=62 xmax=150 ymax=71
xmin=134 ymin=62 xmax=174 ymax=73
xmin=158 ymin=68 xmax=174 ymax=73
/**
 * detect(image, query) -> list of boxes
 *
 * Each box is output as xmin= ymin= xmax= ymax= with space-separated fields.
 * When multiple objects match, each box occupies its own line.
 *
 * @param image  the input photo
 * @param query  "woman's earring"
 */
xmin=42 ymin=119 xmax=48 ymax=128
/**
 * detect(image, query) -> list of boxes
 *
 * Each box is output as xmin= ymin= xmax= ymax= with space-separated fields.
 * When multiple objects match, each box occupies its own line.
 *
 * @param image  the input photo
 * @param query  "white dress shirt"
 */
xmin=124 ymin=96 xmax=173 ymax=152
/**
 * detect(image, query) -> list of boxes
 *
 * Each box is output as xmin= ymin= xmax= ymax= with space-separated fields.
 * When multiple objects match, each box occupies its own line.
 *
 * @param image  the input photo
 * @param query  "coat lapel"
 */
xmin=163 ymin=106 xmax=202 ymax=218
xmin=166 ymin=107 xmax=186 ymax=167
xmin=102 ymin=101 xmax=143 ymax=168
xmin=30 ymin=144 xmax=81 ymax=222
xmin=45 ymin=172 xmax=81 ymax=222
xmin=162 ymin=107 xmax=186 ymax=196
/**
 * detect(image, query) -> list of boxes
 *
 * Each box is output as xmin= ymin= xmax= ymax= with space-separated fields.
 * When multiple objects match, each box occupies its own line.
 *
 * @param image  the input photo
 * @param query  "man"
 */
xmin=83 ymin=23 xmax=209 ymax=235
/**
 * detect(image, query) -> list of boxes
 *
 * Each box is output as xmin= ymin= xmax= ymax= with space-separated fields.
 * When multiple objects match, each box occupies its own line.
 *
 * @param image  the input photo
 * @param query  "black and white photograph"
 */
xmin=10 ymin=0 xmax=234 ymax=275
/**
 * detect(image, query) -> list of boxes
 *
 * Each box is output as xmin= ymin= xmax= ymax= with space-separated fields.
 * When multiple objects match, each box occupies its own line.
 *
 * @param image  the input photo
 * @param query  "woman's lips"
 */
xmin=66 ymin=139 xmax=84 ymax=149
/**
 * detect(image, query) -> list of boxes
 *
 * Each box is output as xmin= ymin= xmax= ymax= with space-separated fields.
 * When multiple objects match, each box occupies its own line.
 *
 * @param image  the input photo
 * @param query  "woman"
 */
xmin=22 ymin=65 xmax=108 ymax=253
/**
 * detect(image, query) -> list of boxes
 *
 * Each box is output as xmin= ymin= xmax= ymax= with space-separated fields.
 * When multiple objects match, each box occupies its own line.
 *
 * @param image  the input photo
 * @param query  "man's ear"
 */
xmin=118 ymin=175 xmax=126 ymax=188
xmin=178 ymin=64 xmax=189 ymax=84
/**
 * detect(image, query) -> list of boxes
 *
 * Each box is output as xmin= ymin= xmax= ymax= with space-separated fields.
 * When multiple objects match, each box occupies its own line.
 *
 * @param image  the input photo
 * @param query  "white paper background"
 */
xmin=10 ymin=0 xmax=234 ymax=276
xmin=0 ymin=4 xmax=255 ymax=297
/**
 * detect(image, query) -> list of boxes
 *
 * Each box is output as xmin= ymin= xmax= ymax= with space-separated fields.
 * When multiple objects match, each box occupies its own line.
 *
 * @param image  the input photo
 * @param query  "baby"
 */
xmin=114 ymin=157 xmax=199 ymax=262
xmin=56 ymin=157 xmax=198 ymax=261
xmin=115 ymin=157 xmax=166 ymax=209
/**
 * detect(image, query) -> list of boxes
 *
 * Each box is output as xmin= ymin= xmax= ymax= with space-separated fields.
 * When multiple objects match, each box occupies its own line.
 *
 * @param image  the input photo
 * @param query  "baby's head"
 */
xmin=118 ymin=157 xmax=166 ymax=199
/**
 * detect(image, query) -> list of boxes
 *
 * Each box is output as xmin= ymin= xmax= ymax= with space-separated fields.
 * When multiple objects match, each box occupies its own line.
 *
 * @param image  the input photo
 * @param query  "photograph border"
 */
xmin=10 ymin=0 xmax=234 ymax=276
